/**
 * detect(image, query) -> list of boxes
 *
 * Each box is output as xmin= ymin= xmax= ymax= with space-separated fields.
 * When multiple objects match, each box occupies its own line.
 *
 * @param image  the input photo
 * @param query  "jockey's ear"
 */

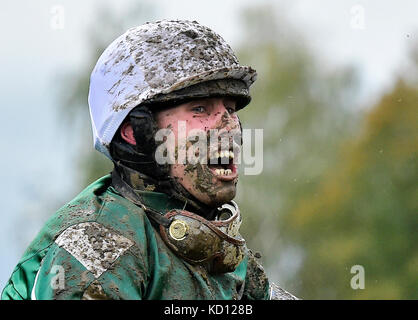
xmin=120 ymin=121 xmax=136 ymax=145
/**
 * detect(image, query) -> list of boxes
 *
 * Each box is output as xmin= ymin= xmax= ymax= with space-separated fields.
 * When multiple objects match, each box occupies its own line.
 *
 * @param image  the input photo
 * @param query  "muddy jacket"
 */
xmin=1 ymin=175 xmax=293 ymax=300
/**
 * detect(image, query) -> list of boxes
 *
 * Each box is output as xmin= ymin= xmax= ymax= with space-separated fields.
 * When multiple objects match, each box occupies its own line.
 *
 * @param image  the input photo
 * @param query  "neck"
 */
xmin=112 ymin=162 xmax=217 ymax=219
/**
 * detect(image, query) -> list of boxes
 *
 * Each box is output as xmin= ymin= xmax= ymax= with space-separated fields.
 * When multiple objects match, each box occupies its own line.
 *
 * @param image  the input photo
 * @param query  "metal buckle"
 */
xmin=216 ymin=200 xmax=239 ymax=221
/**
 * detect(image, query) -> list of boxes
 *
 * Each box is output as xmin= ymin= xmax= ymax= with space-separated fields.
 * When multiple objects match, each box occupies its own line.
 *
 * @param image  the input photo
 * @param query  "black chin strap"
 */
xmin=111 ymin=169 xmax=172 ymax=228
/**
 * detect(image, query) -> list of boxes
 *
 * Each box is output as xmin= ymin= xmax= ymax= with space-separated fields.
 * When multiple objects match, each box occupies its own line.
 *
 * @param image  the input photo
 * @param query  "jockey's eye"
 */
xmin=226 ymin=106 xmax=236 ymax=114
xmin=191 ymin=106 xmax=206 ymax=113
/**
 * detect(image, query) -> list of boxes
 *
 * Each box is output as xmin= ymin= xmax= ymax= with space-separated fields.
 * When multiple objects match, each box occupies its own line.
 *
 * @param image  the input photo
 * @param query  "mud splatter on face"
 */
xmin=154 ymin=97 xmax=243 ymax=207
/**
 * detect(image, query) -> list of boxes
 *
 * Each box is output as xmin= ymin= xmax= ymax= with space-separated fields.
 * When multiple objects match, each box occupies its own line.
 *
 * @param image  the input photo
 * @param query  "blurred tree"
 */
xmin=285 ymin=73 xmax=418 ymax=298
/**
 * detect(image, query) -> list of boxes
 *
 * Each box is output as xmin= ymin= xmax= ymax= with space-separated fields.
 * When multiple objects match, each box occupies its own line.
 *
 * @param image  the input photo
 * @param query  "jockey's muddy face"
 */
xmin=154 ymin=97 xmax=241 ymax=207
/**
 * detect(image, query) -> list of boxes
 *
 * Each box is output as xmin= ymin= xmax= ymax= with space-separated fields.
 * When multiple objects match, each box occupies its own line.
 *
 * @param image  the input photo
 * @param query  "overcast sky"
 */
xmin=0 ymin=0 xmax=417 ymax=289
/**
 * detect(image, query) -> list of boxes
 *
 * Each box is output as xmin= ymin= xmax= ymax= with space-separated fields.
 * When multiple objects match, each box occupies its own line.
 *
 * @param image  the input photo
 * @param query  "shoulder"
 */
xmin=242 ymin=249 xmax=269 ymax=299
xmin=39 ymin=174 xmax=151 ymax=251
xmin=243 ymin=249 xmax=299 ymax=300
xmin=54 ymin=221 xmax=134 ymax=279
xmin=31 ymin=217 xmax=148 ymax=299
xmin=52 ymin=175 xmax=154 ymax=279
xmin=5 ymin=175 xmax=153 ymax=300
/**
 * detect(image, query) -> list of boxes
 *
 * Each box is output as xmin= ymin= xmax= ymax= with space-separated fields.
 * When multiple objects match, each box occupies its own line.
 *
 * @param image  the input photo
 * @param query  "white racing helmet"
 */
xmin=88 ymin=19 xmax=257 ymax=159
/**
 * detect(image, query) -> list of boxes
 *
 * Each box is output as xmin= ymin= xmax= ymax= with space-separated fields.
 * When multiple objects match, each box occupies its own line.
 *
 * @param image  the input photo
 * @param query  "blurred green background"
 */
xmin=1 ymin=0 xmax=417 ymax=299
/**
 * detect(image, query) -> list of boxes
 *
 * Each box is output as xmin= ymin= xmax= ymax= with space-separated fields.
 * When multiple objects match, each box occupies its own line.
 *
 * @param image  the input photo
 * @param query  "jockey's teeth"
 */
xmin=215 ymin=168 xmax=232 ymax=176
xmin=210 ymin=150 xmax=234 ymax=164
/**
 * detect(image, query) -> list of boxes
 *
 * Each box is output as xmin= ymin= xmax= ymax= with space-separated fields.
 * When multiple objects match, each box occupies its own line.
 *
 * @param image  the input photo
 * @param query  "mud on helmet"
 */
xmin=88 ymin=19 xmax=256 ymax=161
